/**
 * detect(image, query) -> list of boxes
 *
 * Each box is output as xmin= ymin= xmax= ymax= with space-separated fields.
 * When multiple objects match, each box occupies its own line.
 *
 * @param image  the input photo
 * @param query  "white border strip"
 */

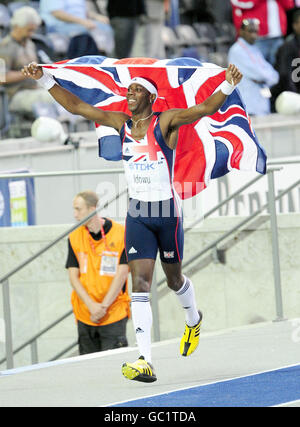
xmin=273 ymin=399 xmax=300 ymax=407
xmin=0 ymin=346 xmax=138 ymax=377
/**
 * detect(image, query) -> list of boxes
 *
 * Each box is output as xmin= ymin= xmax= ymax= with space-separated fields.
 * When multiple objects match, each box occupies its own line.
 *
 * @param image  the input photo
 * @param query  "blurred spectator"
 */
xmin=39 ymin=0 xmax=114 ymax=55
xmin=107 ymin=0 xmax=146 ymax=58
xmin=207 ymin=0 xmax=232 ymax=25
xmin=0 ymin=6 xmax=56 ymax=118
xmin=145 ymin=0 xmax=167 ymax=58
xmin=272 ymin=9 xmax=300 ymax=100
xmin=132 ymin=0 xmax=167 ymax=59
xmin=231 ymin=0 xmax=294 ymax=65
xmin=179 ymin=0 xmax=214 ymax=24
xmin=66 ymin=191 xmax=130 ymax=355
xmin=228 ymin=18 xmax=279 ymax=115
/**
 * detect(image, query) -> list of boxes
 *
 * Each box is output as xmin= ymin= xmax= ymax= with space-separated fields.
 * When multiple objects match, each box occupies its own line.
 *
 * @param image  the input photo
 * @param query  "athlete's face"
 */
xmin=126 ymin=83 xmax=152 ymax=113
xmin=73 ymin=196 xmax=95 ymax=224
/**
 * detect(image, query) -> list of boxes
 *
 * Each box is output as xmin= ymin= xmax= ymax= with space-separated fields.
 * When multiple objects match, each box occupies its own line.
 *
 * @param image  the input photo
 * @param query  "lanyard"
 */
xmin=100 ymin=222 xmax=110 ymax=252
xmin=85 ymin=222 xmax=110 ymax=253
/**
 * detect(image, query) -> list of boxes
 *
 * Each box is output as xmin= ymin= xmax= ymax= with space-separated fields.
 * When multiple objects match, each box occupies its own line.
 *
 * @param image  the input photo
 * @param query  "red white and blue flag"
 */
xmin=43 ymin=55 xmax=267 ymax=199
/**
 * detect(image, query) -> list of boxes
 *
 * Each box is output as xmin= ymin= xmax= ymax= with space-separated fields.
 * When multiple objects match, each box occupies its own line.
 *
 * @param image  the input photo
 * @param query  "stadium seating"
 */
xmin=47 ymin=33 xmax=70 ymax=62
xmin=161 ymin=26 xmax=185 ymax=58
xmin=175 ymin=24 xmax=212 ymax=60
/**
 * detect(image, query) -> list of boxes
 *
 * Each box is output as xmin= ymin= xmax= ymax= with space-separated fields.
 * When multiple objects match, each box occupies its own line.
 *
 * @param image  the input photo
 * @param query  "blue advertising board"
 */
xmin=0 ymin=170 xmax=36 ymax=227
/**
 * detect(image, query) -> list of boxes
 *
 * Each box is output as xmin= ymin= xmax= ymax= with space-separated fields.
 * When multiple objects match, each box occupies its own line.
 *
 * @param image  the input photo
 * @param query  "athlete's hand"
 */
xmin=226 ymin=64 xmax=243 ymax=86
xmin=21 ymin=62 xmax=43 ymax=80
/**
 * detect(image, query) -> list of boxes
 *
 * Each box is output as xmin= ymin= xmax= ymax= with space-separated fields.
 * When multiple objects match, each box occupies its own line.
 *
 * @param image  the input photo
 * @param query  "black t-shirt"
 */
xmin=65 ymin=218 xmax=127 ymax=269
xmin=107 ymin=0 xmax=146 ymax=19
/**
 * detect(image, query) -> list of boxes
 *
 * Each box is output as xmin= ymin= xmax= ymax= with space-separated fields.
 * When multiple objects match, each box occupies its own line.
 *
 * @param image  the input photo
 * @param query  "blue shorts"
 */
xmin=125 ymin=198 xmax=184 ymax=264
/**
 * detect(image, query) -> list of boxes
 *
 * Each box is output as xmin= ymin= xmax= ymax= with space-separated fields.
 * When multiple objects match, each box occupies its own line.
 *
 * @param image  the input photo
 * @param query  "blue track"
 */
xmin=114 ymin=365 xmax=300 ymax=407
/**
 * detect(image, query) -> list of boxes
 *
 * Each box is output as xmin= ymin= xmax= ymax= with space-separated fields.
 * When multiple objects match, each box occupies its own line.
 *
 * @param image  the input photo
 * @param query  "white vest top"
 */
xmin=121 ymin=114 xmax=176 ymax=202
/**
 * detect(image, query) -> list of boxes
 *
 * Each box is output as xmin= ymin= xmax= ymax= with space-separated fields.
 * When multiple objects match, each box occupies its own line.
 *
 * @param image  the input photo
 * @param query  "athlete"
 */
xmin=22 ymin=62 xmax=243 ymax=383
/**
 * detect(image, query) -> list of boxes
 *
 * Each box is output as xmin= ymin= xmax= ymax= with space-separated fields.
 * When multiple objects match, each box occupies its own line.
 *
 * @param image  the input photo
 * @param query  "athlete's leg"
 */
xmin=157 ymin=197 xmax=200 ymax=327
xmin=122 ymin=258 xmax=157 ymax=382
xmin=129 ymin=258 xmax=155 ymax=363
xmin=161 ymin=261 xmax=200 ymax=327
xmin=161 ymin=261 xmax=202 ymax=357
xmin=130 ymin=258 xmax=156 ymax=293
xmin=122 ymin=202 xmax=158 ymax=381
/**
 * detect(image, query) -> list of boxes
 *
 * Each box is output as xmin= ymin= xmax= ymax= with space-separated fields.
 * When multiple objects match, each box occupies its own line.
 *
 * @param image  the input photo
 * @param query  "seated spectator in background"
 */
xmin=231 ymin=0 xmax=294 ymax=65
xmin=107 ymin=0 xmax=146 ymax=58
xmin=228 ymin=18 xmax=279 ymax=115
xmin=66 ymin=191 xmax=130 ymax=355
xmin=0 ymin=6 xmax=56 ymax=117
xmin=273 ymin=9 xmax=300 ymax=95
xmin=39 ymin=0 xmax=114 ymax=55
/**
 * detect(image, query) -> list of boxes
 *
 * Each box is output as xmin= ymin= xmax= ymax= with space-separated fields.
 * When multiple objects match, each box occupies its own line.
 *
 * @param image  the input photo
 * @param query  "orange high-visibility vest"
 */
xmin=69 ymin=220 xmax=130 ymax=326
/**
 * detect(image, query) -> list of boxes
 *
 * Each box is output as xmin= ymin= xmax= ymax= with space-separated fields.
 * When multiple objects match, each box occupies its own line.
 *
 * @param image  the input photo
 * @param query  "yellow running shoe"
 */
xmin=122 ymin=356 xmax=157 ymax=383
xmin=180 ymin=311 xmax=203 ymax=356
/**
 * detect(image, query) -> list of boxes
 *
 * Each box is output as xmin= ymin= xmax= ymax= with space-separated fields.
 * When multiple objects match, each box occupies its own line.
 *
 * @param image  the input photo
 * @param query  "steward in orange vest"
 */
xmin=66 ymin=191 xmax=130 ymax=354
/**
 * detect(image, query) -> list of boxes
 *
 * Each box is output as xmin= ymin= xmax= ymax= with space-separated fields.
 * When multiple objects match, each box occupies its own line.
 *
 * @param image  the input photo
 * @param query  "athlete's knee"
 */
xmin=132 ymin=274 xmax=151 ymax=293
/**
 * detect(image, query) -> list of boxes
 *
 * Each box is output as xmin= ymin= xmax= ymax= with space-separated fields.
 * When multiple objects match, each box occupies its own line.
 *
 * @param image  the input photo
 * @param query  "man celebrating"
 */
xmin=22 ymin=61 xmax=242 ymax=383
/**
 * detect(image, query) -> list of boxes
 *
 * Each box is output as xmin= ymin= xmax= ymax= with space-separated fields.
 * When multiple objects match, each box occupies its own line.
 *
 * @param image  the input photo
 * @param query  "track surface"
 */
xmin=0 ymin=320 xmax=299 ymax=407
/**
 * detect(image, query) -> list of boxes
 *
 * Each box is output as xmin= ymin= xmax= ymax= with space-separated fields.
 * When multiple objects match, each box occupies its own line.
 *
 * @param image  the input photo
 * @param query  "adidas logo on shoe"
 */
xmin=135 ymin=327 xmax=144 ymax=333
xmin=128 ymin=247 xmax=137 ymax=254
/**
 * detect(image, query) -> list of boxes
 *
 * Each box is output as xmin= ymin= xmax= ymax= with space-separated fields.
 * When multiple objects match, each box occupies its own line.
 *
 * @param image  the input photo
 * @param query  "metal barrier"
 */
xmin=0 ymin=163 xmax=299 ymax=369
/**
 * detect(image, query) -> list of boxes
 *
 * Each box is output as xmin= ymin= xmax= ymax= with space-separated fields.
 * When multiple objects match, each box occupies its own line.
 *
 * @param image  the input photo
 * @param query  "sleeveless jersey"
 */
xmin=120 ymin=113 xmax=176 ymax=202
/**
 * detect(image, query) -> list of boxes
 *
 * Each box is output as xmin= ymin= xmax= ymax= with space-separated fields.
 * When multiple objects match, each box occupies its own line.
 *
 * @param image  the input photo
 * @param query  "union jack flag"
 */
xmin=43 ymin=55 xmax=267 ymax=199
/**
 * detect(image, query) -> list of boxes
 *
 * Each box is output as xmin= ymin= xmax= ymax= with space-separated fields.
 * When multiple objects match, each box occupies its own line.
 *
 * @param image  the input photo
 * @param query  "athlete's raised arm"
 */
xmin=160 ymin=64 xmax=242 ymax=132
xmin=22 ymin=62 xmax=129 ymax=132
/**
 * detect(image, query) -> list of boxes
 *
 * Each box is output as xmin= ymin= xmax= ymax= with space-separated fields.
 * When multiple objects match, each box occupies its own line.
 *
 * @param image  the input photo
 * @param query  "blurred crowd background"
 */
xmin=1 ymin=0 xmax=300 ymax=139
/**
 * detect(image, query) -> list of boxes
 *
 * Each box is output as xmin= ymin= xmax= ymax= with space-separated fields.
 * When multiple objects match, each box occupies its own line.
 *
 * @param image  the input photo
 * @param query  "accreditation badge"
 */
xmin=100 ymin=251 xmax=119 ymax=276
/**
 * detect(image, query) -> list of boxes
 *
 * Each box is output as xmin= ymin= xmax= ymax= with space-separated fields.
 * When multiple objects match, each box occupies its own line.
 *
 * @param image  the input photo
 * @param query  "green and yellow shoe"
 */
xmin=180 ymin=311 xmax=203 ymax=357
xmin=122 ymin=356 xmax=157 ymax=383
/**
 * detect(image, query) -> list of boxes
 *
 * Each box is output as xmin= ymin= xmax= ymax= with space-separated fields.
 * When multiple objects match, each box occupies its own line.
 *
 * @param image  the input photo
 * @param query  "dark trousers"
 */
xmin=110 ymin=17 xmax=138 ymax=58
xmin=77 ymin=317 xmax=128 ymax=355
